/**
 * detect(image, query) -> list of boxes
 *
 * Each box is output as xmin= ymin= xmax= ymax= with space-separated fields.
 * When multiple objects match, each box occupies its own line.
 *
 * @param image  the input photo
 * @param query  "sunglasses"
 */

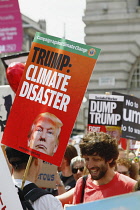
xmin=72 ymin=167 xmax=84 ymax=174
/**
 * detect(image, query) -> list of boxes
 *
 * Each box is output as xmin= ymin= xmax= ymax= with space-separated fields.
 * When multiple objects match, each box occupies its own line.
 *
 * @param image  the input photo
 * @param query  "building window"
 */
xmin=131 ymin=59 xmax=140 ymax=88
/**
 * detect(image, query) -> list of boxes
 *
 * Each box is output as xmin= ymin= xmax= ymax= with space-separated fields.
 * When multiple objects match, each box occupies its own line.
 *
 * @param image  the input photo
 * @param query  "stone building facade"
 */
xmin=84 ymin=0 xmax=140 ymax=98
xmin=75 ymin=0 xmax=140 ymax=134
xmin=1 ymin=2 xmax=140 ymax=136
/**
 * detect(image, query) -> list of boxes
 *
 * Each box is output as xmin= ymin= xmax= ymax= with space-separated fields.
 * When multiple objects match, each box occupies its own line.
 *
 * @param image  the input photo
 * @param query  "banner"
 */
xmin=113 ymin=92 xmax=140 ymax=141
xmin=65 ymin=191 xmax=140 ymax=210
xmin=121 ymin=95 xmax=140 ymax=140
xmin=0 ymin=0 xmax=23 ymax=53
xmin=0 ymin=85 xmax=15 ymax=141
xmin=0 ymin=146 xmax=22 ymax=210
xmin=2 ymin=33 xmax=101 ymax=166
xmin=87 ymin=94 xmax=124 ymax=141
xmin=88 ymin=94 xmax=124 ymax=127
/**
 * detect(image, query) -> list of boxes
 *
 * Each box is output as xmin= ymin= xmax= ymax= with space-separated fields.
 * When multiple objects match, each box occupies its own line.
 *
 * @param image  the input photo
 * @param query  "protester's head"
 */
xmin=28 ymin=112 xmax=63 ymax=156
xmin=116 ymin=158 xmax=138 ymax=180
xmin=80 ymin=132 xmax=119 ymax=167
xmin=116 ymin=158 xmax=131 ymax=176
xmin=5 ymin=146 xmax=43 ymax=182
xmin=58 ymin=145 xmax=78 ymax=171
xmin=5 ymin=146 xmax=31 ymax=171
xmin=79 ymin=132 xmax=119 ymax=180
xmin=64 ymin=145 xmax=78 ymax=165
xmin=70 ymin=156 xmax=85 ymax=181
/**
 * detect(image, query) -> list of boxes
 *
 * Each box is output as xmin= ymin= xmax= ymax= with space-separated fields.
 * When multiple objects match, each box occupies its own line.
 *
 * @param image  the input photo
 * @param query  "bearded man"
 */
xmin=73 ymin=132 xmax=136 ymax=204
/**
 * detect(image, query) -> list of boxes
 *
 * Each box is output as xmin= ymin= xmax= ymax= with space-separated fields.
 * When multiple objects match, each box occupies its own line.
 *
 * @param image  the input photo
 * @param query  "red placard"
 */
xmin=2 ymin=33 xmax=101 ymax=166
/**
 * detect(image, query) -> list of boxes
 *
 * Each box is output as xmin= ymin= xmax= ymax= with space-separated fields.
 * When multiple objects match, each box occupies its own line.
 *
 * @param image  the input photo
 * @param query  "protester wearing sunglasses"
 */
xmin=56 ymin=156 xmax=87 ymax=207
xmin=72 ymin=167 xmax=84 ymax=174
xmin=70 ymin=156 xmax=86 ymax=181
xmin=116 ymin=158 xmax=138 ymax=180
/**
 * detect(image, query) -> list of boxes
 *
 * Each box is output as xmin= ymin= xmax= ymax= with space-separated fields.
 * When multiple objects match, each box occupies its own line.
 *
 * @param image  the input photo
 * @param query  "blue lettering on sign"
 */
xmin=38 ymin=173 xmax=54 ymax=181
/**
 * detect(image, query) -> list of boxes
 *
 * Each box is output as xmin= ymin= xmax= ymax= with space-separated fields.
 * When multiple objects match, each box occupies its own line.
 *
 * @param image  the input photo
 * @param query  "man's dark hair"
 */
xmin=80 ymin=132 xmax=119 ymax=167
xmin=5 ymin=146 xmax=30 ymax=171
xmin=64 ymin=145 xmax=78 ymax=165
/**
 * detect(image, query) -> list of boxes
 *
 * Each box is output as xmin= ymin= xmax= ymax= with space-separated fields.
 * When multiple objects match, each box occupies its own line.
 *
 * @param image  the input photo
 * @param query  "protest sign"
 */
xmin=1 ymin=52 xmax=29 ymax=69
xmin=87 ymin=94 xmax=124 ymax=142
xmin=0 ymin=85 xmax=15 ymax=141
xmin=35 ymin=161 xmax=57 ymax=188
xmin=2 ymin=32 xmax=101 ymax=166
xmin=65 ymin=191 xmax=140 ymax=210
xmin=0 ymin=0 xmax=23 ymax=53
xmin=121 ymin=95 xmax=140 ymax=140
xmin=88 ymin=94 xmax=124 ymax=127
xmin=0 ymin=145 xmax=22 ymax=210
xmin=88 ymin=124 xmax=107 ymax=133
xmin=113 ymin=92 xmax=140 ymax=141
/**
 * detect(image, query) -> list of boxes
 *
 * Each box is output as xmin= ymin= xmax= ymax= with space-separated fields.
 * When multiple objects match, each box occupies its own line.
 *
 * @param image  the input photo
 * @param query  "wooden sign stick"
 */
xmin=21 ymin=155 xmax=33 ymax=190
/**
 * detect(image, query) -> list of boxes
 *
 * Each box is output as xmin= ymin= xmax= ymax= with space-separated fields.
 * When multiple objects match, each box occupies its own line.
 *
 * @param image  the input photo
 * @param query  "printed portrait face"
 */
xmin=28 ymin=113 xmax=63 ymax=156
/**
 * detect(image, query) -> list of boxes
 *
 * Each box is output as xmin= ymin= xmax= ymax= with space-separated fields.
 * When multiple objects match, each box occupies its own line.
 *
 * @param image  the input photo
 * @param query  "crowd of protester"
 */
xmin=4 ymin=131 xmax=140 ymax=209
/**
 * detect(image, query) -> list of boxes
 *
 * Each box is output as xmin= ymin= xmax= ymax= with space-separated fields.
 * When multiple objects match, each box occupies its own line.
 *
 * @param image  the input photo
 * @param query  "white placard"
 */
xmin=0 ymin=145 xmax=22 ymax=210
xmin=0 ymin=85 xmax=15 ymax=141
